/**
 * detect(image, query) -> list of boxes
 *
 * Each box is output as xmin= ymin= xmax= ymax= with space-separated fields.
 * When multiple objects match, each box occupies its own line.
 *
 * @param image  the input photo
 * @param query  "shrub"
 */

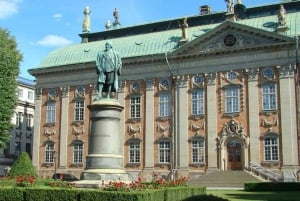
xmin=8 ymin=152 xmax=37 ymax=177
xmin=245 ymin=182 xmax=300 ymax=191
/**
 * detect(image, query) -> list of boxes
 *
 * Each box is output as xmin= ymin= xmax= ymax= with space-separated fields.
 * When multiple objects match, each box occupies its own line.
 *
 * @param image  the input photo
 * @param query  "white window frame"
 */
xmin=225 ymin=87 xmax=239 ymax=113
xmin=74 ymin=100 xmax=84 ymax=121
xmin=27 ymin=91 xmax=34 ymax=100
xmin=73 ymin=143 xmax=83 ymax=164
xmin=264 ymin=135 xmax=279 ymax=161
xmin=130 ymin=96 xmax=141 ymax=118
xmin=158 ymin=141 xmax=170 ymax=163
xmin=129 ymin=141 xmax=140 ymax=163
xmin=191 ymin=138 xmax=205 ymax=163
xmin=191 ymin=90 xmax=205 ymax=115
xmin=159 ymin=93 xmax=171 ymax=117
xmin=46 ymin=102 xmax=56 ymax=123
xmin=18 ymin=88 xmax=23 ymax=98
xmin=262 ymin=83 xmax=277 ymax=111
xmin=45 ymin=143 xmax=55 ymax=163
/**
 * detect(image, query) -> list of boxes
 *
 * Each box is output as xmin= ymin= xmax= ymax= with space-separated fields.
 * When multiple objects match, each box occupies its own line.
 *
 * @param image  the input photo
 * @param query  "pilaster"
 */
xmin=206 ymin=73 xmax=218 ymax=171
xmin=174 ymin=75 xmax=189 ymax=171
xmin=143 ymin=79 xmax=155 ymax=171
xmin=278 ymin=65 xmax=298 ymax=167
xmin=32 ymin=88 xmax=42 ymax=170
xmin=59 ymin=86 xmax=69 ymax=168
xmin=247 ymin=68 xmax=260 ymax=164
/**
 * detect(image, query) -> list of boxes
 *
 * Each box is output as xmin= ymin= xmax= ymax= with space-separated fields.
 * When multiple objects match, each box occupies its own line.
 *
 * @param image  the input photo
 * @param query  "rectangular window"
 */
xmin=45 ymin=144 xmax=55 ymax=163
xmin=130 ymin=96 xmax=141 ymax=118
xmin=192 ymin=139 xmax=205 ymax=163
xmin=46 ymin=102 xmax=56 ymax=123
xmin=16 ymin=112 xmax=22 ymax=128
xmin=159 ymin=93 xmax=171 ymax=117
xmin=74 ymin=100 xmax=84 ymax=121
xmin=73 ymin=143 xmax=83 ymax=163
xmin=191 ymin=90 xmax=205 ymax=115
xmin=26 ymin=114 xmax=32 ymax=130
xmin=28 ymin=91 xmax=34 ymax=100
xmin=18 ymin=88 xmax=23 ymax=98
xmin=225 ymin=87 xmax=239 ymax=113
xmin=264 ymin=136 xmax=279 ymax=161
xmin=262 ymin=84 xmax=277 ymax=110
xmin=129 ymin=141 xmax=140 ymax=163
xmin=159 ymin=141 xmax=170 ymax=163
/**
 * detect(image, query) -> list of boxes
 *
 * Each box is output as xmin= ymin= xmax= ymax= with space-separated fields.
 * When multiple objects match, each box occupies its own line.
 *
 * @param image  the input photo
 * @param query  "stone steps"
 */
xmin=188 ymin=170 xmax=262 ymax=188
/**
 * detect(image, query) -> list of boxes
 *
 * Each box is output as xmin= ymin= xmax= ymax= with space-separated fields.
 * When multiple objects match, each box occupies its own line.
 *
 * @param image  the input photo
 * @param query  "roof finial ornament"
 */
xmin=113 ymin=8 xmax=121 ymax=29
xmin=105 ymin=20 xmax=112 ymax=30
xmin=237 ymin=0 xmax=242 ymax=4
xmin=82 ymin=6 xmax=91 ymax=33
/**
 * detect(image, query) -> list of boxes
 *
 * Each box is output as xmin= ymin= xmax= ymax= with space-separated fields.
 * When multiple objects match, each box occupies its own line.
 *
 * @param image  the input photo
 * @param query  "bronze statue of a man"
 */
xmin=95 ymin=41 xmax=122 ymax=100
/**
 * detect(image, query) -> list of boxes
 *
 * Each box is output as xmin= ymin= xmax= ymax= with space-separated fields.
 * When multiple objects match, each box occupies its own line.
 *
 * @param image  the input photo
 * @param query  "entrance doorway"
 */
xmin=227 ymin=140 xmax=242 ymax=170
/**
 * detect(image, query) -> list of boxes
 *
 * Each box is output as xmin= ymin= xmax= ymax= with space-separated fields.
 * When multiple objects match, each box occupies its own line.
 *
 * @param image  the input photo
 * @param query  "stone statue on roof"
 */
xmin=95 ymin=41 xmax=122 ymax=100
xmin=82 ymin=6 xmax=91 ymax=32
xmin=278 ymin=4 xmax=287 ymax=27
xmin=225 ymin=0 xmax=234 ymax=13
xmin=179 ymin=17 xmax=189 ymax=41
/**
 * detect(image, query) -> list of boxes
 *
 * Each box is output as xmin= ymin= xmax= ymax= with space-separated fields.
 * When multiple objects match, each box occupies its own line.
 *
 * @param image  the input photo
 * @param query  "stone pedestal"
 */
xmin=80 ymin=99 xmax=128 ymax=181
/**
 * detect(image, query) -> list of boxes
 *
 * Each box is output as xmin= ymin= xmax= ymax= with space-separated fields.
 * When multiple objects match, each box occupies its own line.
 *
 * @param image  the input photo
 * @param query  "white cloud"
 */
xmin=37 ymin=35 xmax=72 ymax=47
xmin=52 ymin=13 xmax=63 ymax=21
xmin=0 ymin=0 xmax=22 ymax=19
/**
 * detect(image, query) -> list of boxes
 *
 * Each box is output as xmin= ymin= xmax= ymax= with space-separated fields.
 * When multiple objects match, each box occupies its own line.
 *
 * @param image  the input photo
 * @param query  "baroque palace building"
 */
xmin=29 ymin=1 xmax=300 ymax=181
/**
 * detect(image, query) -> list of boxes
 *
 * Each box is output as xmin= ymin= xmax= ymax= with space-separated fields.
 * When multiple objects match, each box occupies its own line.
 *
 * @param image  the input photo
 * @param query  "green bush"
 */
xmin=25 ymin=188 xmax=80 ymax=201
xmin=183 ymin=194 xmax=229 ymax=201
xmin=8 ymin=152 xmax=37 ymax=177
xmin=245 ymin=182 xmax=300 ymax=191
xmin=0 ymin=188 xmax=24 ymax=201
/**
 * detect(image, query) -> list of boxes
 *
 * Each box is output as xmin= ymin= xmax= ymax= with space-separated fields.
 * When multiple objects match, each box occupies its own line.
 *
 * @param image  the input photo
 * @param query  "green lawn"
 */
xmin=207 ymin=189 xmax=300 ymax=201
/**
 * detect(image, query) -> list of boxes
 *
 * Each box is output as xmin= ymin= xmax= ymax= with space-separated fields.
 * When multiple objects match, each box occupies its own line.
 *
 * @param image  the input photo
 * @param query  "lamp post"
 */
xmin=53 ymin=151 xmax=57 ymax=179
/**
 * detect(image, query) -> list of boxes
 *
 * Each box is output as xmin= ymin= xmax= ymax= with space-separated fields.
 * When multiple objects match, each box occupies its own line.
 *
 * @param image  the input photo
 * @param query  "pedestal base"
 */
xmin=80 ymin=168 xmax=129 ymax=181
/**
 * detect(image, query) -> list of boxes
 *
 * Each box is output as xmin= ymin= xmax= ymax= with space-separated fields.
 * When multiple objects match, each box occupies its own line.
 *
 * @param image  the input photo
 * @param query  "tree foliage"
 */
xmin=0 ymin=28 xmax=22 ymax=148
xmin=8 ymin=152 xmax=37 ymax=177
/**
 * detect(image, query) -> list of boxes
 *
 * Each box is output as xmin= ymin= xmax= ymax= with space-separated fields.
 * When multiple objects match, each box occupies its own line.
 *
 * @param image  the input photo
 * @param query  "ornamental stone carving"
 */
xmin=44 ymin=126 xmax=56 ymax=139
xmin=157 ymin=123 xmax=170 ymax=137
xmin=146 ymin=79 xmax=155 ymax=91
xmin=128 ymin=124 xmax=142 ymax=138
xmin=219 ymin=119 xmax=249 ymax=147
xmin=72 ymin=125 xmax=85 ymax=139
xmin=261 ymin=117 xmax=278 ymax=132
xmin=60 ymin=86 xmax=69 ymax=98
xmin=279 ymin=65 xmax=295 ymax=78
xmin=190 ymin=120 xmax=205 ymax=135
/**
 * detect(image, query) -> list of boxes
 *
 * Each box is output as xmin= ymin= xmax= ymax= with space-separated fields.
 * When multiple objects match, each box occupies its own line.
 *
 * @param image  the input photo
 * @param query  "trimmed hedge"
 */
xmin=0 ymin=188 xmax=24 ymax=201
xmin=0 ymin=186 xmax=206 ymax=201
xmin=245 ymin=182 xmax=300 ymax=191
xmin=183 ymin=194 xmax=229 ymax=201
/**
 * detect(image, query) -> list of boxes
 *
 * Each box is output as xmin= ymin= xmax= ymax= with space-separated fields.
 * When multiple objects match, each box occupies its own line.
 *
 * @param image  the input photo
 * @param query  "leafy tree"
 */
xmin=0 ymin=28 xmax=22 ymax=148
xmin=8 ymin=152 xmax=37 ymax=177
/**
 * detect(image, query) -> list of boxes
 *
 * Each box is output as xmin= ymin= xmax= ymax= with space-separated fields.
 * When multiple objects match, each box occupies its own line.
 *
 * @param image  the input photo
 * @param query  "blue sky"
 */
xmin=0 ymin=0 xmax=281 ymax=80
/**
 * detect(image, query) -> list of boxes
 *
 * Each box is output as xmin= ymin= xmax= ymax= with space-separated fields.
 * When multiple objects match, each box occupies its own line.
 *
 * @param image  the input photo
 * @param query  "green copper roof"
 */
xmin=35 ymin=12 xmax=300 ymax=69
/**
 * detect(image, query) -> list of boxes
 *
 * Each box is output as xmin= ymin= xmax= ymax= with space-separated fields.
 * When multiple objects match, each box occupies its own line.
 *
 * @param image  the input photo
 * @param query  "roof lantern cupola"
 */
xmin=82 ymin=6 xmax=91 ymax=33
xmin=113 ymin=8 xmax=121 ymax=29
